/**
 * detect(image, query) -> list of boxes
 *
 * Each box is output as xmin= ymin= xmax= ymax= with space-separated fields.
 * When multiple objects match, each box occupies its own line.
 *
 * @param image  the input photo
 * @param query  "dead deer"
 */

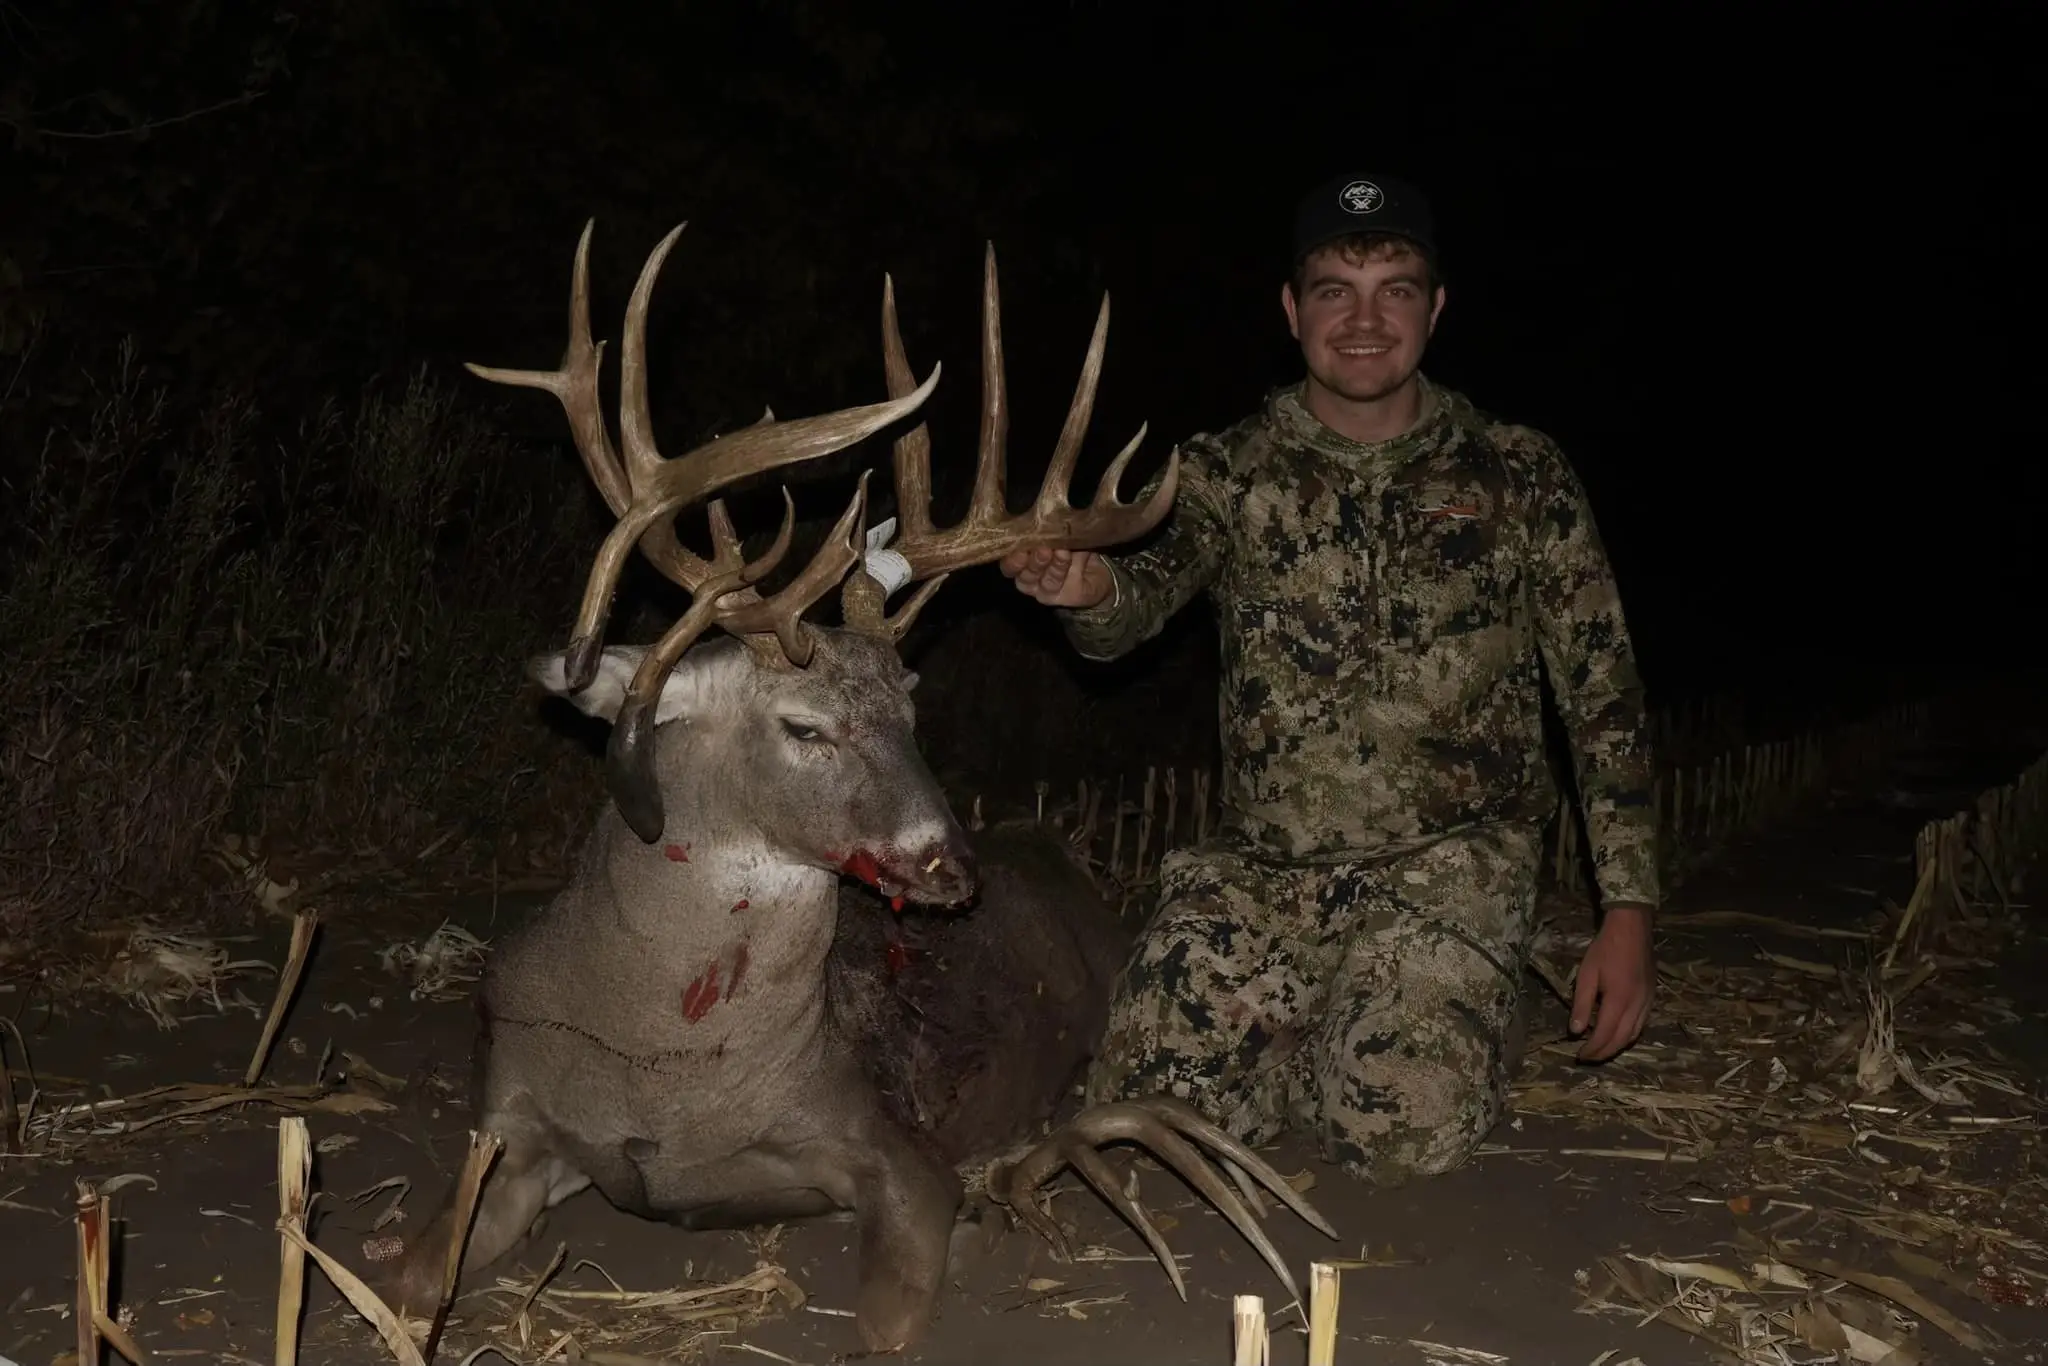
xmin=380 ymin=221 xmax=1335 ymax=1353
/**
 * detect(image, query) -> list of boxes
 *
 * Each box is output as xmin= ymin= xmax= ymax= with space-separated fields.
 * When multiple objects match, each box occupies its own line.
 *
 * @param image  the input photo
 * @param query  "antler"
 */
xmin=469 ymin=220 xmax=938 ymax=841
xmin=839 ymin=243 xmax=1179 ymax=642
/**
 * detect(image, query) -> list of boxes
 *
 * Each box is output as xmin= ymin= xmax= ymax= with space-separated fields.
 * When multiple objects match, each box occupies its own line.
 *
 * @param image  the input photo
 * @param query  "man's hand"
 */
xmin=1570 ymin=902 xmax=1655 ymax=1061
xmin=999 ymin=546 xmax=1113 ymax=608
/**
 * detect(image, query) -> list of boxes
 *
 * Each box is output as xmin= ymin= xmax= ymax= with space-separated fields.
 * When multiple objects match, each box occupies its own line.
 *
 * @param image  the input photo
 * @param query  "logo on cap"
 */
xmin=1338 ymin=180 xmax=1384 ymax=215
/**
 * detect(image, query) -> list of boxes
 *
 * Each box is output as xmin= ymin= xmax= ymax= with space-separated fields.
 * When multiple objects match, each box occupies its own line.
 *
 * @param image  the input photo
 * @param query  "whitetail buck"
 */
xmin=380 ymin=222 xmax=1336 ymax=1353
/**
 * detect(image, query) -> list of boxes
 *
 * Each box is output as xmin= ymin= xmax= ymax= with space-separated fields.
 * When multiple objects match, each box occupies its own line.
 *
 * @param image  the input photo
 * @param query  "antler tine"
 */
xmin=1093 ymin=422 xmax=1160 ymax=512
xmin=840 ymin=565 xmax=948 ymax=645
xmin=968 ymin=242 xmax=1010 ymax=526
xmin=722 ymin=473 xmax=873 ymax=667
xmin=465 ymin=219 xmax=632 ymax=517
xmin=711 ymin=489 xmax=799 ymax=592
xmin=705 ymin=492 xmax=798 ymax=592
xmin=840 ymin=275 xmax=951 ymax=643
xmin=1037 ymin=291 xmax=1109 ymax=518
xmin=616 ymin=223 xmax=681 ymax=489
xmin=880 ymin=275 xmax=934 ymax=542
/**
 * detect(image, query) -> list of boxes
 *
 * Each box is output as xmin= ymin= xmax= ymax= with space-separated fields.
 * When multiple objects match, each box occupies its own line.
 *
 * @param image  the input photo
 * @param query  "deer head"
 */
xmin=465 ymin=220 xmax=939 ymax=842
xmin=471 ymin=224 xmax=1178 ymax=862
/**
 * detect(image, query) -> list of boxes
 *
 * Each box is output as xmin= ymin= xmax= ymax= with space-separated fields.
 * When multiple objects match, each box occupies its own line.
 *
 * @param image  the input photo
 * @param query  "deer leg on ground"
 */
xmin=984 ymin=1093 xmax=1337 ymax=1304
xmin=840 ymin=1127 xmax=964 ymax=1353
xmin=752 ymin=1115 xmax=964 ymax=1354
xmin=946 ymin=1197 xmax=1004 ymax=1278
xmin=382 ymin=1121 xmax=590 ymax=1317
xmin=606 ymin=1110 xmax=964 ymax=1354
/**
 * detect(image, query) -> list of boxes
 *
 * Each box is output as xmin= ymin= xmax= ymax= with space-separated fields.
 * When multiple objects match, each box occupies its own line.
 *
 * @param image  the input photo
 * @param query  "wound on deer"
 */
xmin=731 ymin=898 xmax=749 ymax=913
xmin=664 ymin=843 xmax=692 ymax=863
xmin=831 ymin=848 xmax=907 ymax=910
xmin=836 ymin=848 xmax=883 ymax=886
xmin=681 ymin=961 xmax=721 ymax=1023
xmin=682 ymin=942 xmax=751 ymax=1024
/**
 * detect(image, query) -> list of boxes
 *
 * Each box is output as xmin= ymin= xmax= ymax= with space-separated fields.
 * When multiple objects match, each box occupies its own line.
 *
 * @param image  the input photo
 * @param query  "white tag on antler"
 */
xmin=863 ymin=517 xmax=913 ymax=597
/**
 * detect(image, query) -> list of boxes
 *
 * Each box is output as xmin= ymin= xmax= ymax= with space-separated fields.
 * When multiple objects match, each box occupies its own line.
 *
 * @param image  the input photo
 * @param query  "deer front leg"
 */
xmin=841 ymin=1125 xmax=965 ymax=1353
xmin=625 ymin=1112 xmax=964 ymax=1352
xmin=378 ymin=1117 xmax=590 ymax=1319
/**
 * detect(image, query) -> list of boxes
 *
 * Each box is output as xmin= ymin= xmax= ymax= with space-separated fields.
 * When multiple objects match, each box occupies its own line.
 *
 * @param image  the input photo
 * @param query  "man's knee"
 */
xmin=1309 ymin=824 xmax=1540 ymax=1183
xmin=1085 ymin=854 xmax=1297 ymax=1120
xmin=1086 ymin=908 xmax=1249 ymax=1105
xmin=1317 ymin=996 xmax=1514 ymax=1186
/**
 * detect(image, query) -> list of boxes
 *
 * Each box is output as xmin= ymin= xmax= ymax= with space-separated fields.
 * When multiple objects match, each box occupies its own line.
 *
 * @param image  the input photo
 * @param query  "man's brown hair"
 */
xmin=1290 ymin=232 xmax=1443 ymax=300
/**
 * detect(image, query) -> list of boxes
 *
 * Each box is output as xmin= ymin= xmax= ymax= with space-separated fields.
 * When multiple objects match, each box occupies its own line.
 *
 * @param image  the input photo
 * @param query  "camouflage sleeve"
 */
xmin=1520 ymin=436 xmax=1661 ymax=911
xmin=1056 ymin=434 xmax=1233 ymax=661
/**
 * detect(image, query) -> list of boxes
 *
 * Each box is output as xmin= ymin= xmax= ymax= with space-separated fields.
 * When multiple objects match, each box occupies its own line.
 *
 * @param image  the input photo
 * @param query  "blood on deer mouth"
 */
xmin=829 ymin=848 xmax=908 ymax=909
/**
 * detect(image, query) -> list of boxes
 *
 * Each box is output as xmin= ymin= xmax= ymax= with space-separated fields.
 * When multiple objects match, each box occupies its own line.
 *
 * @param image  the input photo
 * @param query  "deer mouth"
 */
xmin=833 ymin=843 xmax=978 ymax=910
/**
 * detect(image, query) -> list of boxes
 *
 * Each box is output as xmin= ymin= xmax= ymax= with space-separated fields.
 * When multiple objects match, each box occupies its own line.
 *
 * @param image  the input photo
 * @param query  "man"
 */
xmin=998 ymin=172 xmax=1659 ymax=1186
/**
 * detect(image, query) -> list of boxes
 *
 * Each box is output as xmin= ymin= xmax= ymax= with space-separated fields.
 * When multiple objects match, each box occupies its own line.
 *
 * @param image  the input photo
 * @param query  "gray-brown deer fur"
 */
xmin=378 ymin=221 xmax=1333 ymax=1354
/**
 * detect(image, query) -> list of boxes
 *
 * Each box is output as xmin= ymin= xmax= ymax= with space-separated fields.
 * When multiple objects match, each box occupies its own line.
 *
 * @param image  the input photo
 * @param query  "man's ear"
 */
xmin=1280 ymin=280 xmax=1303 ymax=340
xmin=529 ymin=646 xmax=699 ymax=727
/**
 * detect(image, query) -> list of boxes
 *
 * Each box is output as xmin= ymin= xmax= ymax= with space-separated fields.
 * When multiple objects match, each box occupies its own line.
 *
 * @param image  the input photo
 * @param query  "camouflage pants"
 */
xmin=1084 ymin=820 xmax=1542 ymax=1186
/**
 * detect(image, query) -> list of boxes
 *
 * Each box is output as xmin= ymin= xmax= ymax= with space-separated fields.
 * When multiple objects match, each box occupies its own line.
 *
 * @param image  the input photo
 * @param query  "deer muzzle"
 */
xmin=900 ymin=833 xmax=978 ymax=908
xmin=842 ymin=830 xmax=978 ymax=909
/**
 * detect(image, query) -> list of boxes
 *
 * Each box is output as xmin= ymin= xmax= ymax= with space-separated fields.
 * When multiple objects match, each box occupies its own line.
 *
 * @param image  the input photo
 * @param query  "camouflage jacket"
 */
xmin=1061 ymin=376 xmax=1659 ymax=910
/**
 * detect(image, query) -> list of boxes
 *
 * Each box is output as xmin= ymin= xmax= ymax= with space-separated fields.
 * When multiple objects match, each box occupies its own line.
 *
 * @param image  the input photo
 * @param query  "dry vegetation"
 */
xmin=0 ymin=349 xmax=607 ymax=947
xmin=1517 ymin=904 xmax=2046 ymax=1364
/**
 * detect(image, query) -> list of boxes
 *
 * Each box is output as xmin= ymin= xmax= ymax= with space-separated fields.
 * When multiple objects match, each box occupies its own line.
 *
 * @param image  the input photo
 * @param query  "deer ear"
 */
xmin=529 ymin=647 xmax=698 ymax=727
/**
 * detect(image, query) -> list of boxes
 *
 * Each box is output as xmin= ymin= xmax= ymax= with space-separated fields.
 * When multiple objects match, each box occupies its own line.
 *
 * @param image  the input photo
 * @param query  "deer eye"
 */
xmin=781 ymin=720 xmax=824 ymax=743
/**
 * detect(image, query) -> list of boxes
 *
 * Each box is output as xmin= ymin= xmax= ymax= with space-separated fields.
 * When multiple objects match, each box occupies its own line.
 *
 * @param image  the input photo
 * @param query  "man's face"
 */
xmin=1282 ymin=241 xmax=1446 ymax=405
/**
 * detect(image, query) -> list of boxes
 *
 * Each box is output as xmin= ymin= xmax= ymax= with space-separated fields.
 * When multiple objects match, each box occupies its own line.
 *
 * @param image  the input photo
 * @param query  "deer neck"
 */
xmin=599 ymin=789 xmax=838 ymax=959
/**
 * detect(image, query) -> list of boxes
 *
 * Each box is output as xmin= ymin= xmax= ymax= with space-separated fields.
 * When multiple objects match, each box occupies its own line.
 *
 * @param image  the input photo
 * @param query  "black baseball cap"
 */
xmin=1292 ymin=172 xmax=1436 ymax=264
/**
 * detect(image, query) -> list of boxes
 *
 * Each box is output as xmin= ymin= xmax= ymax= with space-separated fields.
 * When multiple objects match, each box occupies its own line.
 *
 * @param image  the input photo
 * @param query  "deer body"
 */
xmin=393 ymin=632 xmax=1127 ymax=1348
xmin=382 ymin=222 xmax=1331 ymax=1354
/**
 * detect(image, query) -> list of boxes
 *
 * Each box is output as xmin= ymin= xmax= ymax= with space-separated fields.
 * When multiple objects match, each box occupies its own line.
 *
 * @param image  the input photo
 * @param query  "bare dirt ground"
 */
xmin=4 ymin=732 xmax=2045 ymax=1366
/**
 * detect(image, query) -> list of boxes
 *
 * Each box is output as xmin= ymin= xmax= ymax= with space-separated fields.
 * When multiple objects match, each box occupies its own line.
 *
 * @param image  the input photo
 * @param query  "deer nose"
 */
xmin=908 ymin=830 xmax=978 ymax=907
